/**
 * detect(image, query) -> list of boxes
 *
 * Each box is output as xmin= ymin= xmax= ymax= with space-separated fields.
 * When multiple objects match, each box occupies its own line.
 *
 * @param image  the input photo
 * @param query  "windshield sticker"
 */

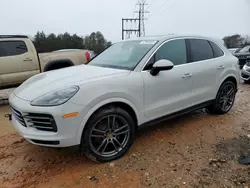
xmin=140 ymin=41 xmax=157 ymax=45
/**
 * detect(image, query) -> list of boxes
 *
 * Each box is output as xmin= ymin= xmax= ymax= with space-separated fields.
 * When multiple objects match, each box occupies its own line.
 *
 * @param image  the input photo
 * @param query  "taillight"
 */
xmin=85 ymin=52 xmax=91 ymax=63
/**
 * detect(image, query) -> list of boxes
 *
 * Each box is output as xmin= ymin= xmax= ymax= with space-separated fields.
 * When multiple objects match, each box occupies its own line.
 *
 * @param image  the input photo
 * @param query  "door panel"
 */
xmin=142 ymin=65 xmax=194 ymax=121
xmin=20 ymin=40 xmax=39 ymax=80
xmin=186 ymin=60 xmax=218 ymax=104
xmin=0 ymin=76 xmax=3 ymax=87
xmin=0 ymin=54 xmax=23 ymax=85
xmin=0 ymin=40 xmax=37 ymax=86
xmin=142 ymin=39 xmax=194 ymax=121
xmin=186 ymin=39 xmax=223 ymax=105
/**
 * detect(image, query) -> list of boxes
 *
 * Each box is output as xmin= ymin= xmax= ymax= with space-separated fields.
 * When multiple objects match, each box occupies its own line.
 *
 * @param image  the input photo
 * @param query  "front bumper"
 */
xmin=9 ymin=92 xmax=88 ymax=147
xmin=241 ymin=65 xmax=250 ymax=81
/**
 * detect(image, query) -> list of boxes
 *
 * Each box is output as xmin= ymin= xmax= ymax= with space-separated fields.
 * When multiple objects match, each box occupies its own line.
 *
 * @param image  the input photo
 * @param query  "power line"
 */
xmin=146 ymin=0 xmax=171 ymax=20
xmin=147 ymin=0 xmax=182 ymax=21
xmin=160 ymin=0 xmax=172 ymax=9
xmin=146 ymin=0 xmax=156 ymax=10
xmin=160 ymin=0 xmax=183 ymax=16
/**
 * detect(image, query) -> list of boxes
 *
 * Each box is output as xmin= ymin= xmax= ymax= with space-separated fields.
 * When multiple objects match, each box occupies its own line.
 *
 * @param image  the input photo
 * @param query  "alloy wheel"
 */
xmin=89 ymin=115 xmax=130 ymax=158
xmin=218 ymin=84 xmax=236 ymax=112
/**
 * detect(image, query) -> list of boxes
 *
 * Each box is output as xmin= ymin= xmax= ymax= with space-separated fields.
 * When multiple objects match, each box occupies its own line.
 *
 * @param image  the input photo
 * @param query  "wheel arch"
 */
xmin=76 ymin=98 xmax=140 ymax=145
xmin=209 ymin=75 xmax=238 ymax=114
xmin=219 ymin=75 xmax=238 ymax=91
xmin=43 ymin=59 xmax=74 ymax=72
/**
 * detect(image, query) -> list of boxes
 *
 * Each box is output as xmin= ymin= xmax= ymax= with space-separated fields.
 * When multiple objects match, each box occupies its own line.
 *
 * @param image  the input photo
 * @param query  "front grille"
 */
xmin=11 ymin=107 xmax=26 ymax=127
xmin=30 ymin=139 xmax=60 ymax=145
xmin=11 ymin=107 xmax=57 ymax=132
xmin=24 ymin=113 xmax=58 ymax=132
xmin=237 ymin=55 xmax=250 ymax=66
xmin=239 ymin=59 xmax=247 ymax=65
xmin=238 ymin=56 xmax=247 ymax=60
xmin=241 ymin=73 xmax=249 ymax=79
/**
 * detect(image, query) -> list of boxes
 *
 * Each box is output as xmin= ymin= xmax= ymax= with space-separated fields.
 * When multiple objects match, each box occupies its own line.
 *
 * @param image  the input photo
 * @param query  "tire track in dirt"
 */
xmin=1 ymin=84 xmax=250 ymax=187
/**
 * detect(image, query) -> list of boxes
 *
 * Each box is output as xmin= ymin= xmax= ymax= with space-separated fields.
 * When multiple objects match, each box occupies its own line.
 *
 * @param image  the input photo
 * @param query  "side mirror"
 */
xmin=150 ymin=59 xmax=174 ymax=76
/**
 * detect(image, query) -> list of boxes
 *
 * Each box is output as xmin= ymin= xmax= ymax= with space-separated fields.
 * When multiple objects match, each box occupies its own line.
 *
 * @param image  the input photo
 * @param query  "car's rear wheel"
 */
xmin=207 ymin=81 xmax=236 ymax=114
xmin=81 ymin=106 xmax=135 ymax=162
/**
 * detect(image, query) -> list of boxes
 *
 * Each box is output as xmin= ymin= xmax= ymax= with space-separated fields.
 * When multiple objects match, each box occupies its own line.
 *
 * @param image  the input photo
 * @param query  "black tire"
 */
xmin=81 ymin=106 xmax=136 ymax=162
xmin=207 ymin=81 xmax=236 ymax=115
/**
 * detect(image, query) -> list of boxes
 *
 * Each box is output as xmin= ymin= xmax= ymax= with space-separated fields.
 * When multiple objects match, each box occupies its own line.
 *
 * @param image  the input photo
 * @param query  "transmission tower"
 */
xmin=121 ymin=0 xmax=149 ymax=40
xmin=121 ymin=18 xmax=140 ymax=40
xmin=135 ymin=0 xmax=149 ymax=37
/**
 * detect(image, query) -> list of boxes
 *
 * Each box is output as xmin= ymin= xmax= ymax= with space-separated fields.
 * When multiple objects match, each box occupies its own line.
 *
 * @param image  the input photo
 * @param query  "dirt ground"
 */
xmin=1 ymin=84 xmax=250 ymax=188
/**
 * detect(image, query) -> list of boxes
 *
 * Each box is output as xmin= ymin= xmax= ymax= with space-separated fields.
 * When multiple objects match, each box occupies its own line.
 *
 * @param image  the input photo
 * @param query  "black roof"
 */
xmin=0 ymin=35 xmax=28 ymax=39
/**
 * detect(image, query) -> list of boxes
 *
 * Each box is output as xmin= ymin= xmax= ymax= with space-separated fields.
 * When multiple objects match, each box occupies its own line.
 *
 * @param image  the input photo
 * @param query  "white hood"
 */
xmin=14 ymin=65 xmax=130 ymax=101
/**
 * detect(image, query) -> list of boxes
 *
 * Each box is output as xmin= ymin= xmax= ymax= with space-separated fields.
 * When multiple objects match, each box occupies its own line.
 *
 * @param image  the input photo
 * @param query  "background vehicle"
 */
xmin=228 ymin=48 xmax=239 ymax=54
xmin=0 ymin=35 xmax=93 ymax=88
xmin=53 ymin=49 xmax=96 ymax=57
xmin=53 ymin=49 xmax=83 ymax=52
xmin=241 ymin=62 xmax=250 ymax=83
xmin=233 ymin=45 xmax=250 ymax=69
xmin=9 ymin=35 xmax=240 ymax=162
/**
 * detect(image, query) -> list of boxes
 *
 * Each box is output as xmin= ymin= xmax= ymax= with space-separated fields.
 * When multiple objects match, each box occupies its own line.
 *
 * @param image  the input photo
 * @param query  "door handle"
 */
xmin=23 ymin=58 xmax=33 ymax=62
xmin=182 ymin=73 xmax=192 ymax=78
xmin=217 ymin=65 xmax=225 ymax=70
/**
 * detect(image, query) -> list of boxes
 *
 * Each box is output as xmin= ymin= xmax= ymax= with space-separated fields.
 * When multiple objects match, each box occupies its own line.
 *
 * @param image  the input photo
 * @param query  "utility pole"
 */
xmin=121 ymin=18 xmax=140 ymax=40
xmin=121 ymin=0 xmax=149 ymax=40
xmin=138 ymin=10 xmax=141 ymax=37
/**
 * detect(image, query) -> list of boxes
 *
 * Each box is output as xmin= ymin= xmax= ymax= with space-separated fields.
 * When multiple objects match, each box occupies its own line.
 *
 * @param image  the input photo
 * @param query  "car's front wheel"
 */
xmin=207 ymin=80 xmax=236 ymax=114
xmin=81 ymin=106 xmax=136 ymax=162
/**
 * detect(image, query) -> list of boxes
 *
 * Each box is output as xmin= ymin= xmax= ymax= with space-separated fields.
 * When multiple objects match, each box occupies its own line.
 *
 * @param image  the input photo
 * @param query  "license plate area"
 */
xmin=5 ymin=114 xmax=12 ymax=121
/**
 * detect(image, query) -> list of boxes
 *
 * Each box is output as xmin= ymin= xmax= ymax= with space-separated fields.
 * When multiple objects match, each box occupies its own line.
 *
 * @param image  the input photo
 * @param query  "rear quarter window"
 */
xmin=209 ymin=41 xmax=224 ymax=58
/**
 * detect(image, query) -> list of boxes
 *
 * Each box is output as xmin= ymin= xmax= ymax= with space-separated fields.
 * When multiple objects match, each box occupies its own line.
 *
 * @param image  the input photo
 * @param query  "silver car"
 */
xmin=241 ymin=62 xmax=250 ymax=83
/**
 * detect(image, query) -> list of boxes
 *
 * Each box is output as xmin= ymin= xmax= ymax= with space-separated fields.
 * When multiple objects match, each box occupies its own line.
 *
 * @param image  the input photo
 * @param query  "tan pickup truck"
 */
xmin=0 ymin=35 xmax=94 ymax=88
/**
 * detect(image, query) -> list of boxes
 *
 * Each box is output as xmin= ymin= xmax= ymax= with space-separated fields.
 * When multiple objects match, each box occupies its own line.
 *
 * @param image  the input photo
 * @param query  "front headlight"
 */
xmin=31 ymin=86 xmax=79 ymax=106
xmin=243 ymin=64 xmax=250 ymax=72
xmin=243 ymin=65 xmax=247 ymax=70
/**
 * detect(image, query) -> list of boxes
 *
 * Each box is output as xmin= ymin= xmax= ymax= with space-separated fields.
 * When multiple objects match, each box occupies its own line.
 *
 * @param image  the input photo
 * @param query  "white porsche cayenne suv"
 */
xmin=9 ymin=35 xmax=240 ymax=162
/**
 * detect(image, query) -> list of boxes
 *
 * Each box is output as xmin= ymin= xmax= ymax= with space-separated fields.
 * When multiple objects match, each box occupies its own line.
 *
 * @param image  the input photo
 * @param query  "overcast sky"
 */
xmin=1 ymin=0 xmax=249 ymax=42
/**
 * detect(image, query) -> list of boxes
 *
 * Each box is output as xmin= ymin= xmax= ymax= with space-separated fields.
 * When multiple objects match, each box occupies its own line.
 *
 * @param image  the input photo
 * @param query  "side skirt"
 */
xmin=139 ymin=100 xmax=214 ymax=129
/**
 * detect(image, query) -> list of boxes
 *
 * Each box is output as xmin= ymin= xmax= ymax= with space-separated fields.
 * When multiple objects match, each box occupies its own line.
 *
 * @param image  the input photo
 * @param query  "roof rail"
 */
xmin=0 ymin=35 xmax=28 ymax=39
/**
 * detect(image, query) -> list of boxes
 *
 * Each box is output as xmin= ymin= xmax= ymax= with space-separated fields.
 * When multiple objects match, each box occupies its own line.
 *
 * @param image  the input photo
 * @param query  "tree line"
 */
xmin=223 ymin=34 xmax=250 ymax=49
xmin=33 ymin=31 xmax=250 ymax=54
xmin=33 ymin=31 xmax=112 ymax=54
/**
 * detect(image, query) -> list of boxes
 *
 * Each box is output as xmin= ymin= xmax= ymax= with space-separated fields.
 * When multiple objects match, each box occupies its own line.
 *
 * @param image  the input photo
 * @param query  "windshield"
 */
xmin=88 ymin=40 xmax=158 ymax=70
xmin=238 ymin=45 xmax=250 ymax=53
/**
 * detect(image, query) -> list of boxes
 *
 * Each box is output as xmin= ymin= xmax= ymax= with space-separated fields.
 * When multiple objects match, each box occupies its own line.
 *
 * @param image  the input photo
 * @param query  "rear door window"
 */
xmin=0 ymin=41 xmax=28 ymax=57
xmin=187 ymin=39 xmax=213 ymax=62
